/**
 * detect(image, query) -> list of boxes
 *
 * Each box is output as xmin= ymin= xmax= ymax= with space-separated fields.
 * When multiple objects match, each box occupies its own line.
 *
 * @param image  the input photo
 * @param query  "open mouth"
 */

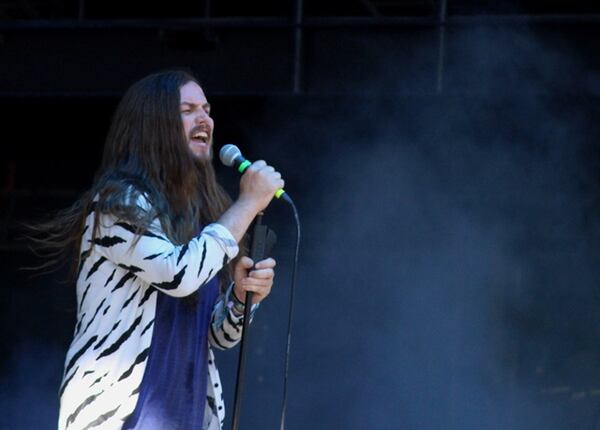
xmin=190 ymin=124 xmax=211 ymax=144
xmin=191 ymin=130 xmax=210 ymax=143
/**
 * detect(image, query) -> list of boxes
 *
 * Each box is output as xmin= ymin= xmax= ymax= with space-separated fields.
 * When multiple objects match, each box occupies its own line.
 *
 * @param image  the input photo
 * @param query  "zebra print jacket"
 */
xmin=58 ymin=197 xmax=245 ymax=430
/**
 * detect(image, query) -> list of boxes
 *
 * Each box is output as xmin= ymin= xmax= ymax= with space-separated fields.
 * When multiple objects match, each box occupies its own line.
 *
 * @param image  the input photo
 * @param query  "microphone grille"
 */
xmin=219 ymin=144 xmax=241 ymax=167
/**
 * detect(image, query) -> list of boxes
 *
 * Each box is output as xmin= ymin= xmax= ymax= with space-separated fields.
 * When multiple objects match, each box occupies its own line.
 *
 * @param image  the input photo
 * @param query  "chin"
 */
xmin=192 ymin=149 xmax=213 ymax=161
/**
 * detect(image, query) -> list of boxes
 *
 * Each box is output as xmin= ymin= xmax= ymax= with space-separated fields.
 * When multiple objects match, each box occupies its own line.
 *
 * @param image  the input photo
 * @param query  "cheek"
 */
xmin=181 ymin=116 xmax=192 ymax=135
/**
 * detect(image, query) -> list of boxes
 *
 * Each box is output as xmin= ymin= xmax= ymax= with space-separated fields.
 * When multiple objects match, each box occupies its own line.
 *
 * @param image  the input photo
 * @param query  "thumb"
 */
xmin=235 ymin=256 xmax=254 ymax=278
xmin=240 ymin=256 xmax=254 ymax=269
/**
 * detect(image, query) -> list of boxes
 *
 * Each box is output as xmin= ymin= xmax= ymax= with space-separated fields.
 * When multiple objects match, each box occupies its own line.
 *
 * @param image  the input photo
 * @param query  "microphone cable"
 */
xmin=279 ymin=195 xmax=300 ymax=430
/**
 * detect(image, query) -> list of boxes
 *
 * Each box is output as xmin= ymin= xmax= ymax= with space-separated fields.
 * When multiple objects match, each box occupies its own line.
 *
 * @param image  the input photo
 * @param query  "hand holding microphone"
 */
xmin=220 ymin=144 xmax=293 ymax=210
xmin=216 ymin=144 xmax=293 ymax=243
xmin=238 ymin=160 xmax=284 ymax=212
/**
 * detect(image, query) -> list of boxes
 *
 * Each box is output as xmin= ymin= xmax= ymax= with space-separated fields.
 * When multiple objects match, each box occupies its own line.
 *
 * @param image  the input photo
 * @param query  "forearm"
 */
xmin=92 ymin=212 xmax=238 ymax=297
xmin=216 ymin=197 xmax=260 ymax=244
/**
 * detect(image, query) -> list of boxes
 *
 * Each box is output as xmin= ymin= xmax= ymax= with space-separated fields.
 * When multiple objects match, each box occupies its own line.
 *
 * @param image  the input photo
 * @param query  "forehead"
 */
xmin=179 ymin=81 xmax=207 ymax=104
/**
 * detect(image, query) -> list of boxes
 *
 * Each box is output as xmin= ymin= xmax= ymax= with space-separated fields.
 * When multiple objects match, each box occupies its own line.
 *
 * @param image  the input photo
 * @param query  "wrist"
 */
xmin=232 ymin=288 xmax=245 ymax=305
xmin=230 ymin=286 xmax=246 ymax=316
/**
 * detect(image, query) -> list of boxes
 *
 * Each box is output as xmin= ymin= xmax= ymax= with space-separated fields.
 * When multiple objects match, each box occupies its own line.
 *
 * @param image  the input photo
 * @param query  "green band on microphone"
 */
xmin=275 ymin=189 xmax=285 ymax=199
xmin=238 ymin=160 xmax=252 ymax=173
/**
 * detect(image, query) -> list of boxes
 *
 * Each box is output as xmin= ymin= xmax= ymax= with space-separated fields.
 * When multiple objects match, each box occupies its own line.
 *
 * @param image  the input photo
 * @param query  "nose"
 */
xmin=194 ymin=109 xmax=211 ymax=124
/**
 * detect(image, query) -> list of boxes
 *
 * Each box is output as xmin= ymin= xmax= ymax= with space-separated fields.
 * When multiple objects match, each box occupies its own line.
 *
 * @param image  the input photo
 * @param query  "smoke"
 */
xmin=214 ymin=24 xmax=600 ymax=430
xmin=0 ymin=260 xmax=73 ymax=429
xmin=0 ymin=340 xmax=64 ymax=428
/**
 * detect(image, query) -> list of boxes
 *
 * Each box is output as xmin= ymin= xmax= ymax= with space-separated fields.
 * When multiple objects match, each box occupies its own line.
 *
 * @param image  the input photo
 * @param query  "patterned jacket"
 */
xmin=58 ymin=198 xmax=246 ymax=430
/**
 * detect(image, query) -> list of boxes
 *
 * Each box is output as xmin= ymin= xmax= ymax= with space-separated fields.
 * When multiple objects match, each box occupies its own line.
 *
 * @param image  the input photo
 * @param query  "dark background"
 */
xmin=1 ymin=1 xmax=600 ymax=429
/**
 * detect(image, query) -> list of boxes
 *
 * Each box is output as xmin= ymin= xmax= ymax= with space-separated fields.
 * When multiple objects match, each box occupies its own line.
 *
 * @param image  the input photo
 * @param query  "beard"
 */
xmin=188 ymin=134 xmax=213 ymax=161
xmin=193 ymin=154 xmax=218 ymax=191
xmin=192 ymin=151 xmax=231 ymax=220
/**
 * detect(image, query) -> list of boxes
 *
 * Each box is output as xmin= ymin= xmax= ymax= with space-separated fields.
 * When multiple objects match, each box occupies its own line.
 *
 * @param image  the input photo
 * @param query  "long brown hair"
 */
xmin=27 ymin=69 xmax=239 ymax=294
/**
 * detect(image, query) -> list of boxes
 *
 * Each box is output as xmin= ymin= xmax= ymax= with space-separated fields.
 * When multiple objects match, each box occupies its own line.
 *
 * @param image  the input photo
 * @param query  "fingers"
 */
xmin=254 ymin=258 xmax=276 ymax=270
xmin=248 ymin=160 xmax=267 ymax=171
xmin=239 ymin=277 xmax=272 ymax=297
xmin=243 ymin=269 xmax=274 ymax=298
xmin=234 ymin=258 xmax=275 ymax=279
xmin=248 ymin=258 xmax=276 ymax=279
xmin=248 ymin=160 xmax=275 ymax=176
xmin=239 ymin=256 xmax=254 ymax=269
xmin=241 ymin=268 xmax=274 ymax=283
xmin=241 ymin=276 xmax=272 ymax=288
xmin=239 ymin=160 xmax=285 ymax=214
xmin=234 ymin=257 xmax=276 ymax=304
xmin=236 ymin=257 xmax=275 ymax=270
xmin=250 ymin=161 xmax=284 ymax=188
xmin=233 ymin=256 xmax=254 ymax=281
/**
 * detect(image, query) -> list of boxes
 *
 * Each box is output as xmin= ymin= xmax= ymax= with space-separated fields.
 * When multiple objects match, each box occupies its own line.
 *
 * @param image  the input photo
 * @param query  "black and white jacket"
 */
xmin=58 ymin=197 xmax=245 ymax=430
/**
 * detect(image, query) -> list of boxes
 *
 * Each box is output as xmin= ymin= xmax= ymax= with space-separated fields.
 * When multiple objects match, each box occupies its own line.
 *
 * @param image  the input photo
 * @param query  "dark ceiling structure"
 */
xmin=0 ymin=0 xmax=599 ymax=97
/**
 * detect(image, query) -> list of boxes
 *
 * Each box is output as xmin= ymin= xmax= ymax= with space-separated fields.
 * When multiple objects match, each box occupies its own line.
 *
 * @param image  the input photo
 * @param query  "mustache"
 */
xmin=189 ymin=124 xmax=212 ymax=137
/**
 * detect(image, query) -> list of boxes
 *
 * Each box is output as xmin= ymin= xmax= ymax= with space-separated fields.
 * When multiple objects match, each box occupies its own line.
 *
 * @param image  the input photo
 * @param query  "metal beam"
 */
xmin=292 ymin=0 xmax=303 ymax=94
xmin=0 ymin=14 xmax=599 ymax=31
xmin=436 ymin=0 xmax=447 ymax=94
xmin=78 ymin=0 xmax=85 ymax=20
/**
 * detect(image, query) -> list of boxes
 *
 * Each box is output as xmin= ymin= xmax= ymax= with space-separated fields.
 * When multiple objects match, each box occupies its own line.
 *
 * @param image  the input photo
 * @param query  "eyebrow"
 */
xmin=180 ymin=102 xmax=211 ymax=110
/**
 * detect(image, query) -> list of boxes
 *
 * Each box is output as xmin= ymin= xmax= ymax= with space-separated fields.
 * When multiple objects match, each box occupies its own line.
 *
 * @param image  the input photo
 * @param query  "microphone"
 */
xmin=219 ymin=144 xmax=292 ymax=204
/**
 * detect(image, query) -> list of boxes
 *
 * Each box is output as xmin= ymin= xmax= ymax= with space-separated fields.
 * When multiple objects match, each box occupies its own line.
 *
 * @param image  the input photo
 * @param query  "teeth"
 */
xmin=193 ymin=131 xmax=209 ymax=140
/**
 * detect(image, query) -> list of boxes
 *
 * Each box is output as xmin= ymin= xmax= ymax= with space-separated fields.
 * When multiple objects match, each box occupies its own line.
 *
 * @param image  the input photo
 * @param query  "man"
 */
xmin=43 ymin=70 xmax=283 ymax=429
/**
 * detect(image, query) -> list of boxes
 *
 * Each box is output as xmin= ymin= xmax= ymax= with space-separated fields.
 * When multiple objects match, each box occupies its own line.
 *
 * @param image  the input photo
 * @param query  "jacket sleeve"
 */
xmin=90 ymin=208 xmax=239 ymax=298
xmin=208 ymin=282 xmax=259 ymax=350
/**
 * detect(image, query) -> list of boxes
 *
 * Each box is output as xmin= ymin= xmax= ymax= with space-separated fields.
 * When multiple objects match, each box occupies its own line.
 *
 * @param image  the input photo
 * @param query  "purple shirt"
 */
xmin=122 ymin=276 xmax=220 ymax=430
